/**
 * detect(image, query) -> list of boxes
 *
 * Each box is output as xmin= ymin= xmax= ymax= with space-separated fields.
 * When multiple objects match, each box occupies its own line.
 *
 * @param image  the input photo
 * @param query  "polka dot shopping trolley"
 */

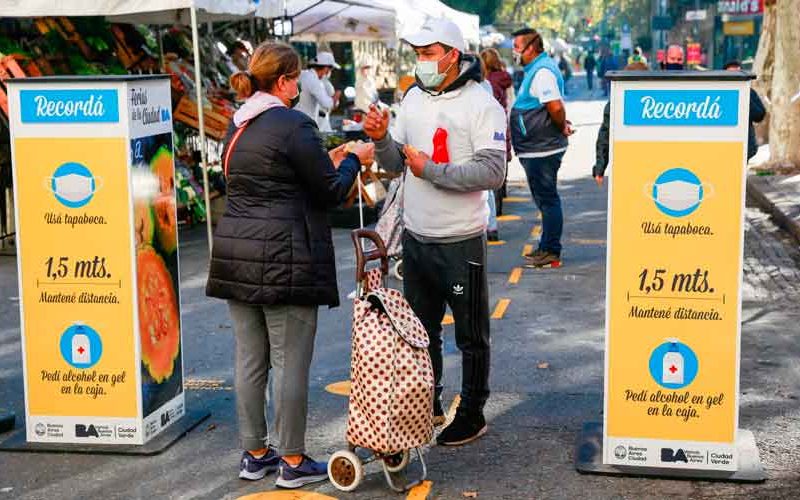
xmin=327 ymin=229 xmax=433 ymax=492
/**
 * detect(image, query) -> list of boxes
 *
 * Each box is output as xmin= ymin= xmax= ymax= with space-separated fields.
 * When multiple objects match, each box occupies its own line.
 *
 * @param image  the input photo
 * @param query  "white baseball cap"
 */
xmin=310 ymin=51 xmax=340 ymax=69
xmin=401 ymin=18 xmax=466 ymax=52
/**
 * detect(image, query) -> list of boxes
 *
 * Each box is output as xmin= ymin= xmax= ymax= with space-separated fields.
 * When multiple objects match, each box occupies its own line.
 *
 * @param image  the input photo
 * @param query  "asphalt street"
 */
xmin=1 ymin=78 xmax=799 ymax=500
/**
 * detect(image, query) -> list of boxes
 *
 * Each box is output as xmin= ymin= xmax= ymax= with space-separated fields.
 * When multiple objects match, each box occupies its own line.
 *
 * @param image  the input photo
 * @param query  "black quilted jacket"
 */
xmin=206 ymin=106 xmax=359 ymax=307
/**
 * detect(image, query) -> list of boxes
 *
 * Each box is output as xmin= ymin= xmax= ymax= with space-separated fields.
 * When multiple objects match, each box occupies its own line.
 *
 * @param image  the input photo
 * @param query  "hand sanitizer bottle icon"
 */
xmin=71 ymin=326 xmax=91 ymax=365
xmin=662 ymin=339 xmax=684 ymax=385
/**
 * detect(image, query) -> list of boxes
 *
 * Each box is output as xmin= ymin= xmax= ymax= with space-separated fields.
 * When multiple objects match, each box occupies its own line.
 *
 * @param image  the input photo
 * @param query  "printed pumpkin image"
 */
xmin=134 ymin=199 xmax=155 ymax=246
xmin=137 ymin=246 xmax=180 ymax=382
xmin=154 ymin=193 xmax=178 ymax=254
xmin=151 ymin=145 xmax=175 ymax=193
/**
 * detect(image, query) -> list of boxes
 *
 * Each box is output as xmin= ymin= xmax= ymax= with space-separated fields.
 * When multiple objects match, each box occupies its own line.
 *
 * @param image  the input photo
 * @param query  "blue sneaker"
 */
xmin=275 ymin=455 xmax=329 ymax=489
xmin=239 ymin=447 xmax=280 ymax=480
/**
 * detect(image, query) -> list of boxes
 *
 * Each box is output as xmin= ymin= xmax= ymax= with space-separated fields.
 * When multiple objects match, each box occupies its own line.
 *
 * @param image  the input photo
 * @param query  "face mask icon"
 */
xmin=46 ymin=162 xmax=100 ymax=208
xmin=654 ymin=180 xmax=701 ymax=212
xmin=662 ymin=339 xmax=684 ymax=385
xmin=646 ymin=167 xmax=711 ymax=217
xmin=54 ymin=174 xmax=94 ymax=203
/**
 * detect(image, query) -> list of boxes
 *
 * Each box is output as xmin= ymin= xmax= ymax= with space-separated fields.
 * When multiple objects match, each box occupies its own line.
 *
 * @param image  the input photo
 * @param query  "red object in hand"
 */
xmin=431 ymin=127 xmax=450 ymax=163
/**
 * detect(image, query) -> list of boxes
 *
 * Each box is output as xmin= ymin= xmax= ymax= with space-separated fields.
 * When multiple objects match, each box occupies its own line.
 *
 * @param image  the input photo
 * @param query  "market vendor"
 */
xmin=355 ymin=63 xmax=379 ymax=113
xmin=295 ymin=51 xmax=341 ymax=132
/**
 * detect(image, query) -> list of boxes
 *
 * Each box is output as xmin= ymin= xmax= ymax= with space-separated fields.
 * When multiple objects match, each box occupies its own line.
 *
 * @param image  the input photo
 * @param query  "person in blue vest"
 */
xmin=510 ymin=27 xmax=574 ymax=268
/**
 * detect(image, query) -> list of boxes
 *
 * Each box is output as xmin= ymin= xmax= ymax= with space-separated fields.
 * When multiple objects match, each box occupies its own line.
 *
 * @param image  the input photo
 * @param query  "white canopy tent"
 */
xmin=257 ymin=0 xmax=479 ymax=47
xmin=0 ymin=0 xmax=259 ymax=252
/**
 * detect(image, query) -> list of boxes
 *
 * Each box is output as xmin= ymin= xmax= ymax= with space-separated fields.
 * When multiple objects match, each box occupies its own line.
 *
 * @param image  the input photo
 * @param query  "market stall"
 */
xmin=0 ymin=0 xmax=259 ymax=252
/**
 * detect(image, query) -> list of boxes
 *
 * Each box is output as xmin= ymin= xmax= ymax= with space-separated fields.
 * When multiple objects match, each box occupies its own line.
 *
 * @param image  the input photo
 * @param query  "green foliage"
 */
xmin=498 ymin=0 xmax=652 ymax=50
xmin=442 ymin=0 xmax=503 ymax=25
xmin=0 ymin=35 xmax=27 ymax=57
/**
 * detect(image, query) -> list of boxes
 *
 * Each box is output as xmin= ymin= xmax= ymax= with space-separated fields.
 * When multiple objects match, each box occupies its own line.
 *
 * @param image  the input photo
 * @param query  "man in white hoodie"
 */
xmin=364 ymin=18 xmax=507 ymax=446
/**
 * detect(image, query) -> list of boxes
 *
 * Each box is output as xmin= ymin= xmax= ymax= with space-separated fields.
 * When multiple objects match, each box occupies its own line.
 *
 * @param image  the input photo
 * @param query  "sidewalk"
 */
xmin=747 ymin=148 xmax=800 ymax=245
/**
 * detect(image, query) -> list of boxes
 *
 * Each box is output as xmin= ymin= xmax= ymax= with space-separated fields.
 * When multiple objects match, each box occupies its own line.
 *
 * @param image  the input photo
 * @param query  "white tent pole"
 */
xmin=190 ymin=6 xmax=214 ymax=253
xmin=357 ymin=173 xmax=364 ymax=229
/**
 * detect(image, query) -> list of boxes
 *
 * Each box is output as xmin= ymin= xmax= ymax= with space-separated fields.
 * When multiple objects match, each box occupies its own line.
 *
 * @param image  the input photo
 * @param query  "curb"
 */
xmin=746 ymin=175 xmax=800 ymax=246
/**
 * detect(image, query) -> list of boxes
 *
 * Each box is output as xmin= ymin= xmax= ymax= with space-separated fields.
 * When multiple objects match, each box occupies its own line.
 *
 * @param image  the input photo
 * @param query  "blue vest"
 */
xmin=510 ymin=53 xmax=568 ymax=155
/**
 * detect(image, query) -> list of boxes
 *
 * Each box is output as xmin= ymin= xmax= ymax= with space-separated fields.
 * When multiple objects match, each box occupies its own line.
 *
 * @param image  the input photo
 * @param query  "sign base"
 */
xmin=0 ymin=409 xmax=209 ymax=456
xmin=0 ymin=409 xmax=15 ymax=434
xmin=575 ymin=422 xmax=765 ymax=482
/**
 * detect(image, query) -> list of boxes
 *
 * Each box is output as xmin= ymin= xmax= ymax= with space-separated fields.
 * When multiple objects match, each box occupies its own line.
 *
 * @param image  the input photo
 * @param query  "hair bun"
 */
xmin=230 ymin=71 xmax=254 ymax=100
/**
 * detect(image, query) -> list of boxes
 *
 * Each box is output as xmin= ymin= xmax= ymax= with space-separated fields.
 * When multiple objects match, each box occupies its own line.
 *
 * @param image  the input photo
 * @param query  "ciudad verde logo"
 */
xmin=646 ymin=168 xmax=713 ymax=218
xmin=46 ymin=162 xmax=101 ymax=208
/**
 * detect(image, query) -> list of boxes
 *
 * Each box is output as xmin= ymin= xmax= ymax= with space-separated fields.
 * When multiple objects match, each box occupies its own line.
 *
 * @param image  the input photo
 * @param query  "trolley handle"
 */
xmin=351 ymin=229 xmax=389 ymax=287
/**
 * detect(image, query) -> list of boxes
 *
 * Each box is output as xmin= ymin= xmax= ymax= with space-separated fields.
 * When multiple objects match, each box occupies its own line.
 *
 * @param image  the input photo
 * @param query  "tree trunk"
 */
xmin=769 ymin=0 xmax=800 ymax=167
xmin=752 ymin=1 xmax=776 ymax=145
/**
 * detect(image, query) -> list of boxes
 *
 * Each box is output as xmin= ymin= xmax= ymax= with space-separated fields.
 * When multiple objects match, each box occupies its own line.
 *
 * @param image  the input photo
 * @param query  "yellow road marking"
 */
xmin=491 ymin=298 xmax=511 ymax=320
xmin=325 ymin=380 xmax=351 ymax=397
xmin=442 ymin=314 xmax=454 ymax=326
xmin=508 ymin=267 xmax=523 ymax=284
xmin=497 ymin=215 xmax=522 ymax=222
xmin=503 ymin=196 xmax=530 ymax=203
xmin=531 ymin=226 xmax=542 ymax=237
xmin=571 ymin=238 xmax=606 ymax=245
xmin=522 ymin=244 xmax=533 ymax=257
xmin=406 ymin=480 xmax=433 ymax=499
xmin=444 ymin=394 xmax=461 ymax=427
xmin=237 ymin=492 xmax=336 ymax=500
xmin=487 ymin=240 xmax=506 ymax=246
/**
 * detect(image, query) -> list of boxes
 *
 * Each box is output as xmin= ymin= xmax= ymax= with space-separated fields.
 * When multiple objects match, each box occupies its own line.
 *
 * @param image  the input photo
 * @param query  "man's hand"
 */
xmin=403 ymin=144 xmax=430 ymax=178
xmin=563 ymin=120 xmax=575 ymax=137
xmin=594 ymin=175 xmax=604 ymax=187
xmin=363 ymin=104 xmax=390 ymax=141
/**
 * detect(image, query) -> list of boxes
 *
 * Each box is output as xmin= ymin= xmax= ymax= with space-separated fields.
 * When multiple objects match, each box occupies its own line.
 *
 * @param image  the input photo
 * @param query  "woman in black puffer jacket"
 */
xmin=206 ymin=42 xmax=373 ymax=488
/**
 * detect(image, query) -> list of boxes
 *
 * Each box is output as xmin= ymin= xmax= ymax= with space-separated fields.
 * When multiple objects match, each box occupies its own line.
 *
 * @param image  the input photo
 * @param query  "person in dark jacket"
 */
xmin=584 ymin=52 xmax=597 ymax=90
xmin=724 ymin=60 xmax=767 ymax=160
xmin=597 ymin=46 xmax=616 ymax=96
xmin=206 ymin=42 xmax=373 ymax=487
xmin=593 ymin=62 xmax=648 ymax=185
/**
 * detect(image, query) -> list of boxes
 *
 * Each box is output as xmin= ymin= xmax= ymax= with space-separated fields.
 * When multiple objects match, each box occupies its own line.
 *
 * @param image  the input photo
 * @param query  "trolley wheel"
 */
xmin=392 ymin=259 xmax=403 ymax=281
xmin=328 ymin=450 xmax=364 ymax=492
xmin=383 ymin=449 xmax=410 ymax=473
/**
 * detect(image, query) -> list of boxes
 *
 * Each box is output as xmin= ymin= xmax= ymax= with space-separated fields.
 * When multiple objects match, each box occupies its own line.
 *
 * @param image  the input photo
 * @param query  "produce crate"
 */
xmin=173 ymin=95 xmax=231 ymax=141
xmin=0 ymin=55 xmax=43 ymax=118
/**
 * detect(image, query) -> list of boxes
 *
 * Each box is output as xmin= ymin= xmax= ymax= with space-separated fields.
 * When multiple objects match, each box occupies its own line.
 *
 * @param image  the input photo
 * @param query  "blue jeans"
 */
xmin=520 ymin=153 xmax=564 ymax=254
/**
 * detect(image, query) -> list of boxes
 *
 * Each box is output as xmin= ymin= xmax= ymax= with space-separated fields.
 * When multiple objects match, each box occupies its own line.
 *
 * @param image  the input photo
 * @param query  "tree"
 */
xmin=754 ymin=0 xmax=800 ymax=168
xmin=442 ymin=0 xmax=503 ymax=25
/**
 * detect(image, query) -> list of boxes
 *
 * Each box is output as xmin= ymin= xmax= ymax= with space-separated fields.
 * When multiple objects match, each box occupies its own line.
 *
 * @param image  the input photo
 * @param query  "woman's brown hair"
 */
xmin=230 ymin=42 xmax=301 ymax=99
xmin=480 ymin=48 xmax=505 ymax=73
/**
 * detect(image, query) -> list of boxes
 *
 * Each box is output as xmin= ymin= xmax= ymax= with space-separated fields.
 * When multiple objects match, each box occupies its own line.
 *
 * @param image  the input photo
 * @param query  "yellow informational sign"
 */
xmin=15 ymin=137 xmax=138 ymax=418
xmin=9 ymin=76 xmax=183 ymax=445
xmin=604 ymin=77 xmax=751 ymax=471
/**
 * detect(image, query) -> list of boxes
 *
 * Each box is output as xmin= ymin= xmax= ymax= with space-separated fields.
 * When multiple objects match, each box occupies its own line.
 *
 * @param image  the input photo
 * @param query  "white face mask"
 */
xmin=654 ymin=180 xmax=701 ymax=212
xmin=415 ymin=50 xmax=455 ymax=89
xmin=54 ymin=173 xmax=95 ymax=203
